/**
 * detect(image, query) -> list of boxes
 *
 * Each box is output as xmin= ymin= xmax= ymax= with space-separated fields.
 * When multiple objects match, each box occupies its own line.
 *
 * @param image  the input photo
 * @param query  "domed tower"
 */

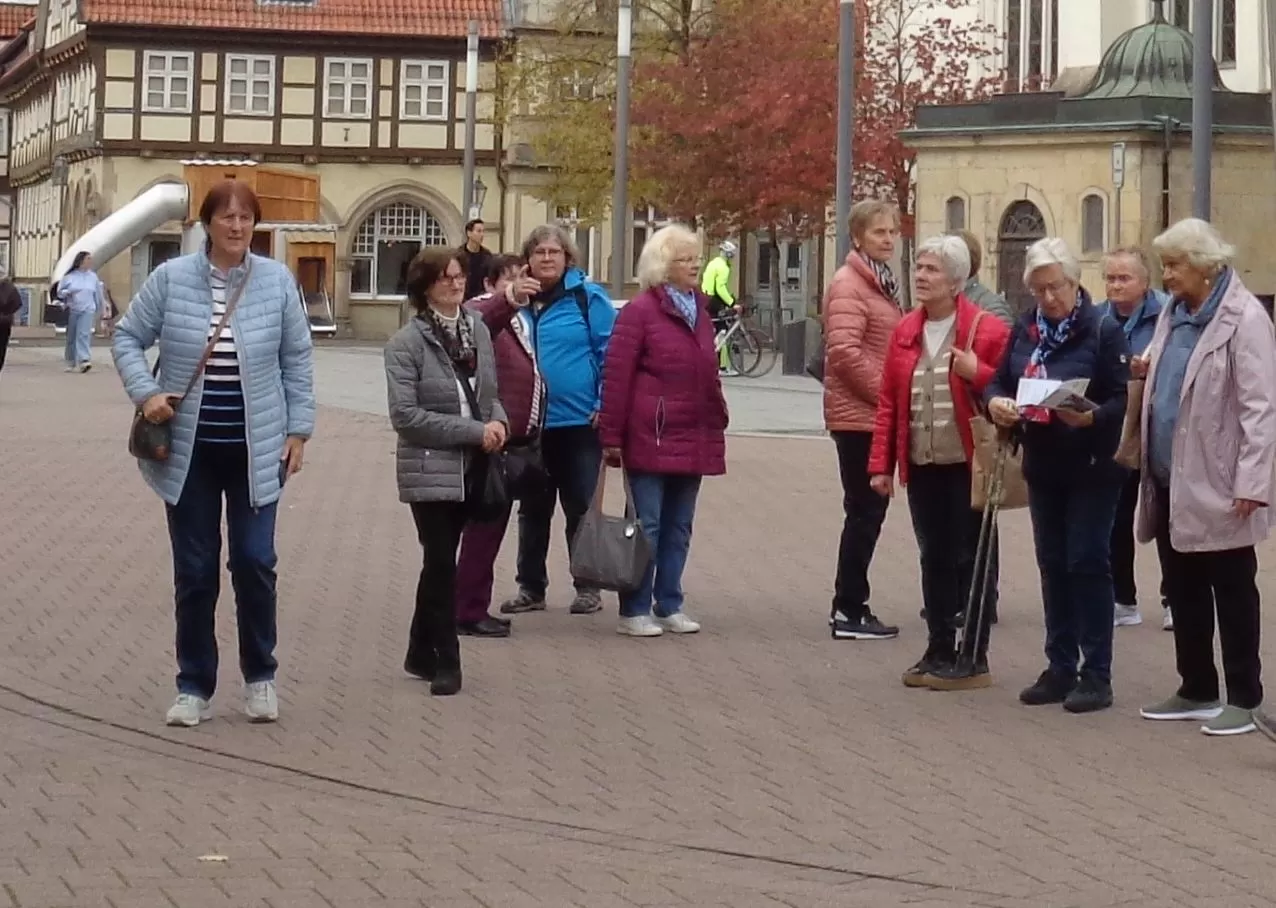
xmin=1081 ymin=0 xmax=1226 ymax=99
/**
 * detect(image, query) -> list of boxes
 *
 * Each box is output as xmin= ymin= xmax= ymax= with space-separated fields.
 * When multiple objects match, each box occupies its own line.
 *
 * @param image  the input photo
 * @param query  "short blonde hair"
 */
xmin=1023 ymin=237 xmax=1081 ymax=285
xmin=1152 ymin=218 xmax=1235 ymax=274
xmin=849 ymin=200 xmax=900 ymax=244
xmin=636 ymin=223 xmax=701 ymax=290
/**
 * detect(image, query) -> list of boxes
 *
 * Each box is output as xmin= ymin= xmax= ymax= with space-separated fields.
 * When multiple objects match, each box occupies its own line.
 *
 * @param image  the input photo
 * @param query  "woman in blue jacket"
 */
xmin=985 ymin=238 xmax=1130 ymax=715
xmin=113 ymin=181 xmax=315 ymax=729
xmin=57 ymin=251 xmax=104 ymax=372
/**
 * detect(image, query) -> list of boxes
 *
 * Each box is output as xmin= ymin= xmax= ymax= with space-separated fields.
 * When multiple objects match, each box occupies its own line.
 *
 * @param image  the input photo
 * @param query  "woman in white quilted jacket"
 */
xmin=113 ymin=181 xmax=315 ymax=729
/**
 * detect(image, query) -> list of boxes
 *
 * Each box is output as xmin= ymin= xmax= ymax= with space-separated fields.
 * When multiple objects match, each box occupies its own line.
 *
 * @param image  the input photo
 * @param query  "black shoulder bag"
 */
xmin=457 ymin=366 xmax=511 ymax=522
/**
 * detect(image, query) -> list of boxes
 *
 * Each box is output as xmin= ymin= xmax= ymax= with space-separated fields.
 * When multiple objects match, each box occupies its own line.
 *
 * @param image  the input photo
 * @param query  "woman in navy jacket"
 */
xmin=985 ymin=238 xmax=1130 ymax=715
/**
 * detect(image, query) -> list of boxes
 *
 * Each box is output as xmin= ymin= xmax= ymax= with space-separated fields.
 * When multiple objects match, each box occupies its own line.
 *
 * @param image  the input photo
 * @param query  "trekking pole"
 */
xmin=958 ymin=439 xmax=1012 ymax=668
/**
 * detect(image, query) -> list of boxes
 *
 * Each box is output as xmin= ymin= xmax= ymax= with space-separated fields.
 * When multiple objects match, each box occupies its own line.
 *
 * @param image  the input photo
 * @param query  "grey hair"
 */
xmin=914 ymin=235 xmax=971 ymax=286
xmin=636 ymin=223 xmax=701 ymax=291
xmin=521 ymin=223 xmax=579 ymax=266
xmin=1152 ymin=218 xmax=1236 ymax=274
xmin=1023 ymin=237 xmax=1082 ymax=285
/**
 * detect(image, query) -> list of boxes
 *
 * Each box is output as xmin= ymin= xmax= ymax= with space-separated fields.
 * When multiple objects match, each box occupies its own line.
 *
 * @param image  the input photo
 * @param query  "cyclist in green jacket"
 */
xmin=702 ymin=240 xmax=737 ymax=371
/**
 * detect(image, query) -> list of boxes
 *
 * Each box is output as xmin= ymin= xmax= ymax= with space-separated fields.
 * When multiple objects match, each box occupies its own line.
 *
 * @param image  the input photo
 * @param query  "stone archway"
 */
xmin=997 ymin=200 xmax=1047 ymax=318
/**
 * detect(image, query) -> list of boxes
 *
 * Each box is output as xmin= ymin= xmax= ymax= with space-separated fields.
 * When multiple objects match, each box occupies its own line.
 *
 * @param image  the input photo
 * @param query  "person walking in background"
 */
xmin=457 ymin=218 xmax=493 ymax=303
xmin=385 ymin=248 xmax=508 ymax=696
xmin=1135 ymin=219 xmax=1276 ymax=738
xmin=1097 ymin=246 xmax=1172 ymax=631
xmin=701 ymin=240 xmax=738 ymax=372
xmin=58 ymin=251 xmax=104 ymax=373
xmin=822 ymin=200 xmax=904 ymax=641
xmin=869 ymin=236 xmax=1010 ymax=689
xmin=453 ymin=253 xmax=542 ymax=639
xmin=985 ymin=238 xmax=1130 ymax=714
xmin=499 ymin=225 xmax=616 ymax=618
xmin=0 ymin=270 xmax=19 ymax=374
xmin=599 ymin=224 xmax=728 ymax=637
xmin=112 ymin=181 xmax=315 ymax=727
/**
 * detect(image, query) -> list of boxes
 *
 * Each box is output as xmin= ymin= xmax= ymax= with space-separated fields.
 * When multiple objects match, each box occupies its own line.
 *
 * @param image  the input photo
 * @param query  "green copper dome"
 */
xmin=1081 ymin=0 xmax=1225 ymax=99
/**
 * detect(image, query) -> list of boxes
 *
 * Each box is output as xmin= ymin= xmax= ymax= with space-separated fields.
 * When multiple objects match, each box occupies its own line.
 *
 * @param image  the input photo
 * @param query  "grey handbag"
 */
xmin=568 ymin=465 xmax=653 ymax=593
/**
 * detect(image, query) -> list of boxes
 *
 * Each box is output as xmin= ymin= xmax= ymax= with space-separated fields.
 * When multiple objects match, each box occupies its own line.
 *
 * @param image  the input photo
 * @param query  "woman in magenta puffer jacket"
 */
xmin=598 ymin=224 xmax=728 ymax=638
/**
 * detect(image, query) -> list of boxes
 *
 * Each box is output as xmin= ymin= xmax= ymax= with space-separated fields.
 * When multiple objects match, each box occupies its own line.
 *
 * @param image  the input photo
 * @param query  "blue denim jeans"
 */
xmin=1027 ymin=476 xmax=1122 ymax=683
xmin=516 ymin=425 xmax=602 ymax=597
xmin=165 ymin=442 xmax=279 ymax=699
xmin=620 ymin=471 xmax=702 ymax=618
xmin=64 ymin=309 xmax=93 ymax=365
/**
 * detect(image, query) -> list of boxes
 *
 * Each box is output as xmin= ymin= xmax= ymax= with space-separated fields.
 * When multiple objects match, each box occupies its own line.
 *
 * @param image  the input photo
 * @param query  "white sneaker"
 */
xmin=1114 ymin=603 xmax=1142 ymax=627
xmin=656 ymin=612 xmax=701 ymax=634
xmin=244 ymin=680 xmax=279 ymax=722
xmin=1163 ymin=607 xmax=1174 ymax=631
xmin=165 ymin=693 xmax=211 ymax=727
xmin=617 ymin=616 xmax=663 ymax=637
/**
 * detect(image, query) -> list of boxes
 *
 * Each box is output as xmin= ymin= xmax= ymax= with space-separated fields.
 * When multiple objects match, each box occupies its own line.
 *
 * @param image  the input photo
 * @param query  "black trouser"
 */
xmin=1153 ymin=483 xmax=1263 ymax=708
xmin=906 ymin=462 xmax=992 ymax=661
xmin=0 ymin=322 xmax=10 ymax=372
xmin=408 ymin=501 xmax=468 ymax=674
xmin=831 ymin=430 xmax=889 ymax=619
xmin=1110 ymin=469 xmax=1169 ymax=608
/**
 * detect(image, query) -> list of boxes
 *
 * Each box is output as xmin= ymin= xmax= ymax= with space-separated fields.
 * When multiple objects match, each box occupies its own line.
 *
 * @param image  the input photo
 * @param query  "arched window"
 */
xmin=1081 ymin=193 xmax=1105 ymax=255
xmin=997 ymin=200 xmax=1047 ymax=316
xmin=945 ymin=196 xmax=967 ymax=232
xmin=349 ymin=201 xmax=448 ymax=296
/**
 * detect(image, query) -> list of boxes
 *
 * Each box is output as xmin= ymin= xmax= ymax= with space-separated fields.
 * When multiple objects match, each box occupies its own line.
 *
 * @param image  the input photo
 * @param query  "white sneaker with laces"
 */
xmin=1114 ymin=603 xmax=1142 ymax=627
xmin=1162 ymin=607 xmax=1174 ymax=631
xmin=166 ymin=693 xmax=211 ymax=727
xmin=656 ymin=612 xmax=701 ymax=634
xmin=617 ymin=616 xmax=663 ymax=637
xmin=244 ymin=680 xmax=279 ymax=722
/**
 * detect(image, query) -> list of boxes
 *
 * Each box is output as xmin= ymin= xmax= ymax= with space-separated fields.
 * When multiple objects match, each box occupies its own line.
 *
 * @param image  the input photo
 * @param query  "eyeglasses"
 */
xmin=438 ymin=272 xmax=466 ymax=284
xmin=531 ymin=247 xmax=565 ymax=259
xmin=672 ymin=257 xmax=698 ymax=266
xmin=1029 ymin=279 xmax=1073 ymax=300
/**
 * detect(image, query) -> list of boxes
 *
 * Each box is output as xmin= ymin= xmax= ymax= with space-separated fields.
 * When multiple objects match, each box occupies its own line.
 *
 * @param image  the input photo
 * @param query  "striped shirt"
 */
xmin=195 ymin=267 xmax=247 ymax=445
xmin=908 ymin=313 xmax=965 ymax=466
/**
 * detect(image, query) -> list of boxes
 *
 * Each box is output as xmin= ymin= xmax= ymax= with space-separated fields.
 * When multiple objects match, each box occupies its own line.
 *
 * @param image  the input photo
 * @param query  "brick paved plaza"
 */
xmin=3 ymin=344 xmax=1276 ymax=908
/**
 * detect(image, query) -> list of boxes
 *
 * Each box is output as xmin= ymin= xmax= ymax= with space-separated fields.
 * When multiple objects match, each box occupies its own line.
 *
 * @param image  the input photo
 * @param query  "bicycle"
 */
xmin=713 ymin=305 xmax=778 ymax=378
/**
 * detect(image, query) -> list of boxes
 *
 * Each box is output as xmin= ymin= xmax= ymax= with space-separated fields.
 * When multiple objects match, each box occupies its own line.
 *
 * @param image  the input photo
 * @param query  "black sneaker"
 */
xmin=832 ymin=611 xmax=899 ymax=641
xmin=1064 ymin=676 xmax=1113 ymax=714
xmin=926 ymin=659 xmax=992 ymax=691
xmin=902 ymin=650 xmax=953 ymax=688
xmin=500 ymin=590 xmax=546 ymax=614
xmin=430 ymin=669 xmax=462 ymax=697
xmin=1019 ymin=668 xmax=1077 ymax=705
xmin=458 ymin=617 xmax=511 ymax=638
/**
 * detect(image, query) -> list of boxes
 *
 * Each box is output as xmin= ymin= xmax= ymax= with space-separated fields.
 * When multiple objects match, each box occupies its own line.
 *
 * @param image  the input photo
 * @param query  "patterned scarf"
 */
xmin=665 ymin=284 xmax=698 ymax=326
xmin=422 ymin=306 xmax=477 ymax=374
xmin=858 ymin=250 xmax=901 ymax=307
xmin=1020 ymin=290 xmax=1082 ymax=424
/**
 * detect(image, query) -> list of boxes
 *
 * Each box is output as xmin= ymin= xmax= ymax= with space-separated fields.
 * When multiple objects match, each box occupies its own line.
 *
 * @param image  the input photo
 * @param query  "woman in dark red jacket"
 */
xmin=867 ymin=235 xmax=1010 ymax=691
xmin=454 ymin=254 xmax=545 ymax=638
xmin=598 ymin=224 xmax=728 ymax=638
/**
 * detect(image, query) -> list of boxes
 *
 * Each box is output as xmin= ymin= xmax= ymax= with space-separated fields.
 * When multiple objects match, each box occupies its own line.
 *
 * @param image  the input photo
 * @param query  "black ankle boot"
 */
xmin=430 ymin=669 xmax=462 ymax=696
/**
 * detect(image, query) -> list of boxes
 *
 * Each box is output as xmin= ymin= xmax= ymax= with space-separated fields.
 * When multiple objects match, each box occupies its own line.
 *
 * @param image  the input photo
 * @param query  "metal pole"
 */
xmin=609 ymin=0 xmax=632 ymax=299
xmin=462 ymin=20 xmax=479 ymax=222
xmin=834 ymin=0 xmax=855 ymax=263
xmin=1191 ymin=0 xmax=1214 ymax=219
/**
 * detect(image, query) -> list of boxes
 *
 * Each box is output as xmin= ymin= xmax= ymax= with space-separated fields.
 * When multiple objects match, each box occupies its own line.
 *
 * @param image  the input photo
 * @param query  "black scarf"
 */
xmin=420 ymin=307 xmax=477 ymax=374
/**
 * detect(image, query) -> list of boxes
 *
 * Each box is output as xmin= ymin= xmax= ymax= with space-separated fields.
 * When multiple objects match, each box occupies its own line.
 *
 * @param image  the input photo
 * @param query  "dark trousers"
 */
xmin=0 ymin=322 xmax=10 ymax=372
xmin=1027 ymin=476 xmax=1121 ymax=683
xmin=165 ymin=442 xmax=278 ymax=700
xmin=409 ymin=501 xmax=468 ymax=674
xmin=1153 ymin=484 xmax=1263 ymax=708
xmin=831 ymin=430 xmax=890 ymax=619
xmin=515 ymin=425 xmax=602 ymax=598
xmin=454 ymin=503 xmax=513 ymax=624
xmin=906 ymin=463 xmax=993 ymax=660
xmin=620 ymin=472 xmax=702 ymax=618
xmin=1111 ymin=470 xmax=1170 ymax=608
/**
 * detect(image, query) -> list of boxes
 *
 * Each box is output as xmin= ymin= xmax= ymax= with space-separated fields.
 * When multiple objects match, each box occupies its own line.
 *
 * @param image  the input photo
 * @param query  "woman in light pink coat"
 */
xmin=1132 ymin=219 xmax=1276 ymax=738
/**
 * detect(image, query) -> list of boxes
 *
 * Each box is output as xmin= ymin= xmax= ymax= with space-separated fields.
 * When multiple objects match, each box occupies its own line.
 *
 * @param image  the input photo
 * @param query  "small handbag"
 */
xmin=1113 ymin=378 xmax=1146 ymax=470
xmin=961 ymin=311 xmax=1029 ymax=511
xmin=127 ymin=263 xmax=252 ymax=462
xmin=458 ymin=368 xmax=511 ymax=522
xmin=569 ymin=465 xmax=653 ymax=593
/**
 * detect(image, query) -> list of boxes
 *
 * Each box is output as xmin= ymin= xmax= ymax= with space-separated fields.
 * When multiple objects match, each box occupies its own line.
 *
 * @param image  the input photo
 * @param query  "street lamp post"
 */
xmin=609 ymin=0 xmax=632 ymax=300
xmin=462 ymin=20 xmax=479 ymax=222
xmin=834 ymin=0 xmax=855 ymax=264
xmin=49 ymin=155 xmax=70 ymax=329
xmin=471 ymin=175 xmax=487 ymax=219
xmin=1190 ymin=0 xmax=1214 ymax=219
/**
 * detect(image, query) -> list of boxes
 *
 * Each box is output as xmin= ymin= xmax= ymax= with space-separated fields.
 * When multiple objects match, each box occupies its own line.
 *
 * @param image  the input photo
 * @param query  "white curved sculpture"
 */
xmin=51 ymin=181 xmax=189 ymax=286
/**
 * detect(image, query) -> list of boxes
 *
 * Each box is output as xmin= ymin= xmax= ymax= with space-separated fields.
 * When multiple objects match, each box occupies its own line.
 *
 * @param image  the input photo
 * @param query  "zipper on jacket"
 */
xmin=655 ymin=396 xmax=666 ymax=447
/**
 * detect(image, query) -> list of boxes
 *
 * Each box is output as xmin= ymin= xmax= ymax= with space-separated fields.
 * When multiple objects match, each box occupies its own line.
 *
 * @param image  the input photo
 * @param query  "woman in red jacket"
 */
xmin=868 ymin=235 xmax=1010 ymax=690
xmin=598 ymin=224 xmax=729 ymax=638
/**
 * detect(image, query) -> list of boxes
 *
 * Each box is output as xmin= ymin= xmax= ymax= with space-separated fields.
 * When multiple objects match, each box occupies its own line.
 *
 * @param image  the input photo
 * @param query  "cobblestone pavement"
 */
xmin=3 ymin=347 xmax=1276 ymax=908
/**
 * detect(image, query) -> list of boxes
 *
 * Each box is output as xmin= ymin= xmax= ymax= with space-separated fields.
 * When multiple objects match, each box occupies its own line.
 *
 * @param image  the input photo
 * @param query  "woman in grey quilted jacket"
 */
xmin=385 ymin=247 xmax=508 ymax=696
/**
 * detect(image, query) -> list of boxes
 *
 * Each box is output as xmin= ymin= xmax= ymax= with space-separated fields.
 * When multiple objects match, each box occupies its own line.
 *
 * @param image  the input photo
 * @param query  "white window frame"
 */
xmin=1155 ymin=0 xmax=1237 ymax=68
xmin=142 ymin=51 xmax=194 ymax=113
xmin=225 ymin=54 xmax=276 ymax=116
xmin=1005 ymin=0 xmax=1057 ymax=92
xmin=323 ymin=57 xmax=373 ymax=120
xmin=399 ymin=59 xmax=449 ymax=121
xmin=555 ymin=206 xmax=599 ymax=278
xmin=349 ymin=202 xmax=449 ymax=298
xmin=630 ymin=205 xmax=670 ymax=281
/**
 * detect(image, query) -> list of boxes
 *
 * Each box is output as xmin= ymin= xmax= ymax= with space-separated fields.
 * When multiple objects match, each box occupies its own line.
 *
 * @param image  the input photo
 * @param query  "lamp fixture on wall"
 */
xmin=50 ymin=154 xmax=69 ymax=187
xmin=469 ymin=175 xmax=487 ymax=220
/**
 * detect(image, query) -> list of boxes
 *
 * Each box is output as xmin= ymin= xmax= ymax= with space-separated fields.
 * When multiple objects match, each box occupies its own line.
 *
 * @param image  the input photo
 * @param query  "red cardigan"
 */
xmin=867 ymin=296 xmax=1010 ymax=485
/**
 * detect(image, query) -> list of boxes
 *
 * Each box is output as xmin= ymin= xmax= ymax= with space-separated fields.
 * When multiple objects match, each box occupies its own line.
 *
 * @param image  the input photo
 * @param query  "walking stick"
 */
xmin=957 ymin=437 xmax=1015 ymax=670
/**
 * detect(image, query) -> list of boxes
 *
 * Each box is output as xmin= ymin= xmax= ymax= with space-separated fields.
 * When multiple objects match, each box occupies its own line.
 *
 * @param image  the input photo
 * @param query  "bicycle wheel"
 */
xmin=726 ymin=330 xmax=761 ymax=376
xmin=731 ymin=327 xmax=778 ymax=378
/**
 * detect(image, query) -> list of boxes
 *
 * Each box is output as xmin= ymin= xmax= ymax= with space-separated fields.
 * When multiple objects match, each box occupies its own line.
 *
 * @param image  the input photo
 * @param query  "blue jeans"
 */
xmin=1027 ymin=477 xmax=1122 ymax=683
xmin=165 ymin=442 xmax=279 ymax=699
xmin=620 ymin=471 xmax=702 ymax=618
xmin=64 ymin=308 xmax=93 ymax=365
xmin=516 ymin=425 xmax=602 ymax=597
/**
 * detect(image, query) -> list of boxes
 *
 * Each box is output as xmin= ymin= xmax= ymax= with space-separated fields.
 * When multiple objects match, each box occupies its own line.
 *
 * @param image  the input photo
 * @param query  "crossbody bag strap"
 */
xmin=961 ymin=308 xmax=988 ymax=415
xmin=177 ymin=261 xmax=252 ymax=401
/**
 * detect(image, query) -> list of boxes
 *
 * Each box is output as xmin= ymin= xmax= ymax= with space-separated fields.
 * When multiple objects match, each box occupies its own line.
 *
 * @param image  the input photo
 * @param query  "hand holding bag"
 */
xmin=961 ymin=310 xmax=1029 ymax=511
xmin=128 ymin=262 xmax=252 ymax=462
xmin=569 ymin=465 xmax=652 ymax=593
